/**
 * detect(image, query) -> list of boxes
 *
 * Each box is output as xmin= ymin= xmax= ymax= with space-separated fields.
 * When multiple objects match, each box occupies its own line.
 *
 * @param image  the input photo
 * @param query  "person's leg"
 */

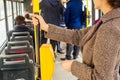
xmin=57 ymin=41 xmax=64 ymax=54
xmin=41 ymin=30 xmax=47 ymax=44
xmin=57 ymin=41 xmax=61 ymax=51
xmin=50 ymin=40 xmax=57 ymax=51
xmin=66 ymin=43 xmax=73 ymax=60
xmin=73 ymin=45 xmax=80 ymax=59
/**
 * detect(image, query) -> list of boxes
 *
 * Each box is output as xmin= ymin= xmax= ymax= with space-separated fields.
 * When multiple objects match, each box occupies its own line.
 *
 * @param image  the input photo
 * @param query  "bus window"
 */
xmin=0 ymin=0 xmax=7 ymax=48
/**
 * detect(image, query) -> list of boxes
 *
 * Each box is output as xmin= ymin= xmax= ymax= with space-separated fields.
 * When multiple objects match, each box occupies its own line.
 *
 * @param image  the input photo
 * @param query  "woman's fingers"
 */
xmin=32 ymin=14 xmax=49 ymax=32
xmin=32 ymin=14 xmax=40 ymax=19
xmin=32 ymin=18 xmax=39 ymax=25
xmin=32 ymin=15 xmax=39 ymax=25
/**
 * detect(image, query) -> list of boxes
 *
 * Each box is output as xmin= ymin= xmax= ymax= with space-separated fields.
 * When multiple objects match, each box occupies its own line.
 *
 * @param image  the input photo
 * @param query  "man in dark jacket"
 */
xmin=7 ymin=15 xmax=34 ymax=41
xmin=40 ymin=0 xmax=64 ymax=54
xmin=63 ymin=0 xmax=83 ymax=60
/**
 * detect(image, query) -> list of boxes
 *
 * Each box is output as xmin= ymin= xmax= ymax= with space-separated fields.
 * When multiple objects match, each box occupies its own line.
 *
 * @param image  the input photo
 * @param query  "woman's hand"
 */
xmin=32 ymin=14 xmax=49 ymax=32
xmin=61 ymin=60 xmax=74 ymax=72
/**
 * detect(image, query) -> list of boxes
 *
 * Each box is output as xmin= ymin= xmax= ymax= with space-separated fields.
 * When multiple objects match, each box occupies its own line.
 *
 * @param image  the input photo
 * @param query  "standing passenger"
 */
xmin=32 ymin=0 xmax=120 ymax=79
xmin=62 ymin=0 xmax=83 ymax=60
xmin=40 ymin=0 xmax=64 ymax=54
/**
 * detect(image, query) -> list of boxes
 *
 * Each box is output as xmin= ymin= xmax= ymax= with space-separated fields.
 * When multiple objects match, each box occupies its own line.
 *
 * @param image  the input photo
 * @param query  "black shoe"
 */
xmin=57 ymin=50 xmax=64 ymax=54
xmin=60 ymin=58 xmax=66 ymax=60
xmin=73 ymin=56 xmax=77 ymax=59
xmin=60 ymin=57 xmax=71 ymax=60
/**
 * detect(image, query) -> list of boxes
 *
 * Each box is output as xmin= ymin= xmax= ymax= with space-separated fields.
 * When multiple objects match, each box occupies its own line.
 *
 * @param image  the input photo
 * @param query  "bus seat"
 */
xmin=25 ymin=22 xmax=34 ymax=29
xmin=10 ymin=32 xmax=34 ymax=46
xmin=5 ymin=41 xmax=35 ymax=62
xmin=0 ymin=54 xmax=34 ymax=80
xmin=10 ymin=36 xmax=33 ymax=46
xmin=12 ymin=32 xmax=30 ymax=36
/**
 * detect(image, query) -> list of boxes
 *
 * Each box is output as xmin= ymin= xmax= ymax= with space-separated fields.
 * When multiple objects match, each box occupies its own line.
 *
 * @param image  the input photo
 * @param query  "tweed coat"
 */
xmin=45 ymin=8 xmax=120 ymax=80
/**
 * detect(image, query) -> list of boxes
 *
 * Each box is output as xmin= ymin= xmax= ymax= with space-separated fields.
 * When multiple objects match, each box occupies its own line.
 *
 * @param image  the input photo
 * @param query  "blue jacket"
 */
xmin=64 ymin=0 xmax=83 ymax=29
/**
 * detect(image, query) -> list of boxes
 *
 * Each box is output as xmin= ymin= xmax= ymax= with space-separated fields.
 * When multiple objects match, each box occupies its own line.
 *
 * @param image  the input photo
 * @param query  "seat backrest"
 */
xmin=25 ymin=22 xmax=34 ymax=28
xmin=0 ymin=54 xmax=34 ymax=80
xmin=10 ymin=35 xmax=33 ymax=46
xmin=10 ymin=32 xmax=34 ymax=46
xmin=12 ymin=32 xmax=30 ymax=36
xmin=5 ymin=41 xmax=35 ymax=61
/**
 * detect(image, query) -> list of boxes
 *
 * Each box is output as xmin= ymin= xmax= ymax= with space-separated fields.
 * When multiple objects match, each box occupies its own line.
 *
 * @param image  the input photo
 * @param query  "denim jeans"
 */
xmin=66 ymin=43 xmax=80 ymax=59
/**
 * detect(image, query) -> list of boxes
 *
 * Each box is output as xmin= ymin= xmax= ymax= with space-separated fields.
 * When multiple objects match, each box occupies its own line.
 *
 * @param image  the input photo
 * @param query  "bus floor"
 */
xmin=52 ymin=42 xmax=83 ymax=80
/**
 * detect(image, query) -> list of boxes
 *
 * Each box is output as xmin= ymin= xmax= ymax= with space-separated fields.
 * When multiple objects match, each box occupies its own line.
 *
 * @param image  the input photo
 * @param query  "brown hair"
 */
xmin=25 ymin=14 xmax=31 ymax=19
xmin=107 ymin=0 xmax=120 ymax=8
xmin=15 ymin=15 xmax=25 ymax=25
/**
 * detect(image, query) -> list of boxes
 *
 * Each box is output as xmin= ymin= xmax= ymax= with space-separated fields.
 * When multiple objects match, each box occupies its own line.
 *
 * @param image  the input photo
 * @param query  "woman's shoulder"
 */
xmin=97 ymin=18 xmax=120 ymax=42
xmin=102 ymin=17 xmax=120 ymax=32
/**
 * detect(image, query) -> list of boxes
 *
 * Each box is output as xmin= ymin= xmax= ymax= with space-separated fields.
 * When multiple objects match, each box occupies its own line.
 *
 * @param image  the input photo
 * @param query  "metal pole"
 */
xmin=3 ymin=0 xmax=8 ymax=32
xmin=11 ymin=0 xmax=14 ymax=27
xmin=32 ymin=0 xmax=40 ymax=79
xmin=16 ymin=2 xmax=18 ymax=15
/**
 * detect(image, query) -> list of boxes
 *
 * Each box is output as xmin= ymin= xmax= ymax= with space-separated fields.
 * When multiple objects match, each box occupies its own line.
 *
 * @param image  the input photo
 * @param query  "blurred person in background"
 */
xmin=61 ymin=0 xmax=83 ymax=60
xmin=7 ymin=15 xmax=34 ymax=41
xmin=39 ymin=0 xmax=64 ymax=54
